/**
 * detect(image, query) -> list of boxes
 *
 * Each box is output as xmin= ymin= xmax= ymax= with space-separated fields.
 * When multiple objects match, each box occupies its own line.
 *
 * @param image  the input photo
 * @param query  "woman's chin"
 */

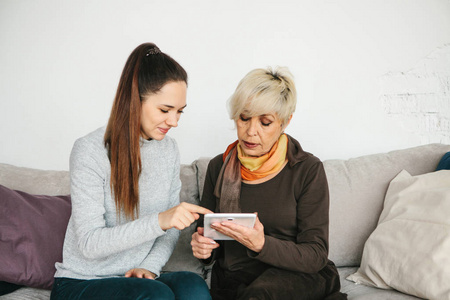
xmin=151 ymin=135 xmax=165 ymax=141
xmin=141 ymin=132 xmax=165 ymax=141
xmin=241 ymin=149 xmax=264 ymax=157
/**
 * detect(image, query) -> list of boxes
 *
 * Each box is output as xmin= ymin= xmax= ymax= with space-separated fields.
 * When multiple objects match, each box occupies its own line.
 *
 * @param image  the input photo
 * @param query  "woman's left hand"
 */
xmin=211 ymin=213 xmax=265 ymax=253
xmin=125 ymin=268 xmax=156 ymax=279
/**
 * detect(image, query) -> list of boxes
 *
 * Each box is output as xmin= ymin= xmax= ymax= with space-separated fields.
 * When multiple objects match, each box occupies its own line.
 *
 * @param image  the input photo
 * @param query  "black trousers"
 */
xmin=210 ymin=261 xmax=347 ymax=300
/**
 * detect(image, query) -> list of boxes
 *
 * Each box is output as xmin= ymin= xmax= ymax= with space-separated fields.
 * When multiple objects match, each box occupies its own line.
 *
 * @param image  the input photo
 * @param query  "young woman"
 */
xmin=191 ymin=67 xmax=347 ymax=300
xmin=51 ymin=43 xmax=212 ymax=300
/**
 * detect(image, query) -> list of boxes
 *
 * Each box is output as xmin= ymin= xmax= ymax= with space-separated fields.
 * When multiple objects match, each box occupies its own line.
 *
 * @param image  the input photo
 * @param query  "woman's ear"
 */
xmin=282 ymin=114 xmax=293 ymax=131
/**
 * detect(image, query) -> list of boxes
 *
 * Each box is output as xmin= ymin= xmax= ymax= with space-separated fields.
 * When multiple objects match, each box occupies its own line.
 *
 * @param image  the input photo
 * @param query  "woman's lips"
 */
xmin=243 ymin=141 xmax=258 ymax=149
xmin=159 ymin=128 xmax=169 ymax=134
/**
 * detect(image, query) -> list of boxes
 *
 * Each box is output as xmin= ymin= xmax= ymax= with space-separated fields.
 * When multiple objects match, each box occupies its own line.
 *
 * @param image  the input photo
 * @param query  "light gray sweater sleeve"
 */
xmin=69 ymin=138 xmax=166 ymax=260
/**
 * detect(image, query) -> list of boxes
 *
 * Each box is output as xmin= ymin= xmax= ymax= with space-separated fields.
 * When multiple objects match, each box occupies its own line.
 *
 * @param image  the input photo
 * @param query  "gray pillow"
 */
xmin=0 ymin=185 xmax=71 ymax=290
xmin=162 ymin=162 xmax=205 ymax=277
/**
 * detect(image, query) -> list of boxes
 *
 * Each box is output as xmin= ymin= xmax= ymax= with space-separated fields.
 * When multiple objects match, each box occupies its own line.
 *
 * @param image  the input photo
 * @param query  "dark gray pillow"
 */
xmin=0 ymin=185 xmax=71 ymax=290
xmin=436 ymin=152 xmax=450 ymax=171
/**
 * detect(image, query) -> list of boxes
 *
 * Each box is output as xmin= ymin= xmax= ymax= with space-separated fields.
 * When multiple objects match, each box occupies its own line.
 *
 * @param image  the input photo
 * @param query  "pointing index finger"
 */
xmin=182 ymin=202 xmax=213 ymax=215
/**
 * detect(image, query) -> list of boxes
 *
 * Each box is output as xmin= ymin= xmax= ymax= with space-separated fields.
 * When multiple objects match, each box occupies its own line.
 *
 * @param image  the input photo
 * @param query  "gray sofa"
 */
xmin=1 ymin=143 xmax=449 ymax=300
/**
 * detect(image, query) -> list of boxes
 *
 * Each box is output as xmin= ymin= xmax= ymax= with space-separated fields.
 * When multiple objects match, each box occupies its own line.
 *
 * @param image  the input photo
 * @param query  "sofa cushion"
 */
xmin=194 ymin=158 xmax=211 ymax=201
xmin=0 ymin=185 xmax=71 ymax=290
xmin=338 ymin=267 xmax=422 ymax=299
xmin=325 ymin=143 xmax=450 ymax=267
xmin=347 ymin=170 xmax=450 ymax=300
xmin=162 ymin=161 xmax=205 ymax=276
xmin=0 ymin=286 xmax=51 ymax=299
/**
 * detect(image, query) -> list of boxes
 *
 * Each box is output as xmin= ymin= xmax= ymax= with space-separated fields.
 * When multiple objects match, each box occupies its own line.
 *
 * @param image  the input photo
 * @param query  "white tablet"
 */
xmin=203 ymin=213 xmax=256 ymax=240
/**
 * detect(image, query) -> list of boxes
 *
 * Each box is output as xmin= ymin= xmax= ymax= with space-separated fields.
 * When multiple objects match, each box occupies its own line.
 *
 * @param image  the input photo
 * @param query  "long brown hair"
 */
xmin=104 ymin=43 xmax=187 ymax=220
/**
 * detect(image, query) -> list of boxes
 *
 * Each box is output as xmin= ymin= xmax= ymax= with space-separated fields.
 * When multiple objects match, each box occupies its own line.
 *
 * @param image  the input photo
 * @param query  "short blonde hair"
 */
xmin=228 ymin=66 xmax=297 ymax=125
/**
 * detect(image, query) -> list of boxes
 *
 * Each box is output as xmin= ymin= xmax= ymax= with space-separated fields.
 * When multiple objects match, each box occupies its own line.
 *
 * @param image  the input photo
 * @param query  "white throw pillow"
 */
xmin=347 ymin=169 xmax=450 ymax=300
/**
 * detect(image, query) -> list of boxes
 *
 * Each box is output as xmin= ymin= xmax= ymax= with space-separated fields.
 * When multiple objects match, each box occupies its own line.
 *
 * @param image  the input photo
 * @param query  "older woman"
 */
xmin=191 ymin=67 xmax=346 ymax=300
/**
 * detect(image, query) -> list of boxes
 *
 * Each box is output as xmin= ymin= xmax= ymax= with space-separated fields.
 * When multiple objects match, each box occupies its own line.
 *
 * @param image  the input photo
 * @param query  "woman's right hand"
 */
xmin=191 ymin=227 xmax=220 ymax=259
xmin=158 ymin=202 xmax=212 ymax=231
xmin=125 ymin=268 xmax=156 ymax=279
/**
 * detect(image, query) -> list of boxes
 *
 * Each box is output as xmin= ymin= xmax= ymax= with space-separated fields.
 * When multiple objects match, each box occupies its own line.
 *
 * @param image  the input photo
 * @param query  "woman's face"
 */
xmin=236 ymin=111 xmax=287 ymax=157
xmin=140 ymin=81 xmax=187 ymax=140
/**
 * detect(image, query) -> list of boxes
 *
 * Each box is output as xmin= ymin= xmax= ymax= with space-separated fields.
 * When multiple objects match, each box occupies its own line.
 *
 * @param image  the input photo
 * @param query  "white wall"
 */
xmin=1 ymin=0 xmax=449 ymax=171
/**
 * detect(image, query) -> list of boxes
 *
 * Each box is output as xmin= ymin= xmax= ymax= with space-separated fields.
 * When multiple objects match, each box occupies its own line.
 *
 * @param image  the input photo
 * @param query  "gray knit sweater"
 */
xmin=54 ymin=127 xmax=181 ymax=279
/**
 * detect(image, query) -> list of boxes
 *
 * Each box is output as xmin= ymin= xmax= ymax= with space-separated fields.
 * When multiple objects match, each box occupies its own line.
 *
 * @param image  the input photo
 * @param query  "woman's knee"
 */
xmin=123 ymin=278 xmax=175 ymax=300
xmin=158 ymin=271 xmax=211 ymax=300
xmin=237 ymin=268 xmax=326 ymax=300
xmin=236 ymin=279 xmax=274 ymax=300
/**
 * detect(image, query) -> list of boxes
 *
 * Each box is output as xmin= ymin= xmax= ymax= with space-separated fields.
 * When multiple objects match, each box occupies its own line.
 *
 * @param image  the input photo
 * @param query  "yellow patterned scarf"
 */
xmin=237 ymin=134 xmax=288 ymax=181
xmin=214 ymin=134 xmax=289 ymax=212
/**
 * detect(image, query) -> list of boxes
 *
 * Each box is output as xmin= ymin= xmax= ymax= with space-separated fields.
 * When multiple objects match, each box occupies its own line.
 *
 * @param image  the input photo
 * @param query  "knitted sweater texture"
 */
xmin=55 ymin=127 xmax=181 ymax=279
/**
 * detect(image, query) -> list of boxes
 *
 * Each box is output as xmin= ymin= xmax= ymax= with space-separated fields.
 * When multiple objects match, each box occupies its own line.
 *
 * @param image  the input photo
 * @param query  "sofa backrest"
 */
xmin=1 ymin=143 xmax=448 ymax=273
xmin=0 ymin=163 xmax=70 ymax=195
xmin=161 ymin=158 xmax=210 ymax=276
xmin=0 ymin=161 xmax=209 ymax=278
xmin=184 ymin=144 xmax=450 ymax=269
xmin=325 ymin=143 xmax=450 ymax=267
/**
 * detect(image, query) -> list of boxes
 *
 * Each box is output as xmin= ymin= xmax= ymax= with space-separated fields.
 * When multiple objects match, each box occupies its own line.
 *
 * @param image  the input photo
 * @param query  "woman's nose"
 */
xmin=247 ymin=118 xmax=258 ymax=136
xmin=166 ymin=113 xmax=179 ymax=127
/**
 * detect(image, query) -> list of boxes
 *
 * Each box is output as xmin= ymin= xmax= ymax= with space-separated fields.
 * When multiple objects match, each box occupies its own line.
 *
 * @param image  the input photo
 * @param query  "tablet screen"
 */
xmin=203 ymin=213 xmax=256 ymax=240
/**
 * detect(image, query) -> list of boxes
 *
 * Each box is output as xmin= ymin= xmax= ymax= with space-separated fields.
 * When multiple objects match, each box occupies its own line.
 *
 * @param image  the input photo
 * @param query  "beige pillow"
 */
xmin=347 ymin=169 xmax=450 ymax=300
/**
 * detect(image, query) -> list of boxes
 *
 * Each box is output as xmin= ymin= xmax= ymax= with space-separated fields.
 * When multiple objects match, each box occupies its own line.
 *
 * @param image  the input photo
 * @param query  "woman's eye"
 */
xmin=177 ymin=110 xmax=184 ymax=114
xmin=160 ymin=109 xmax=169 ymax=113
xmin=240 ymin=116 xmax=250 ymax=122
xmin=262 ymin=122 xmax=271 ymax=127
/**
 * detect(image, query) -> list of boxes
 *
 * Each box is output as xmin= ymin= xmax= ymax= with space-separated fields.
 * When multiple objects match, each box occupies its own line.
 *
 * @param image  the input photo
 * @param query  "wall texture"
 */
xmin=381 ymin=44 xmax=450 ymax=144
xmin=1 ymin=0 xmax=450 ymax=170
